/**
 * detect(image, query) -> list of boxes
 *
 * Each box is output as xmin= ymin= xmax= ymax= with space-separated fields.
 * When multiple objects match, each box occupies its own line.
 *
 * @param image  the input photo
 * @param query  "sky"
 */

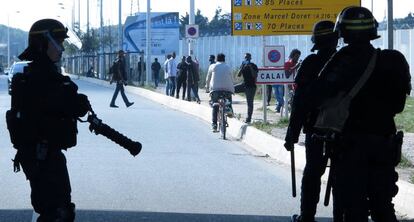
xmin=0 ymin=0 xmax=413 ymax=31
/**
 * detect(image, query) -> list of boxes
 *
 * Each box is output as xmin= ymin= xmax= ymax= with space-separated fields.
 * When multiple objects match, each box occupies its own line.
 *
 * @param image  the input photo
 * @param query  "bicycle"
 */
xmin=211 ymin=92 xmax=232 ymax=140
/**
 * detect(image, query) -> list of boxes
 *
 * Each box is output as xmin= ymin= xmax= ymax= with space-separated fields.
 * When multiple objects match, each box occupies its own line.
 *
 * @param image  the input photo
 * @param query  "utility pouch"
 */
xmin=6 ymin=109 xmax=21 ymax=146
xmin=36 ymin=142 xmax=48 ymax=161
xmin=314 ymin=49 xmax=378 ymax=134
xmin=314 ymin=91 xmax=350 ymax=133
xmin=393 ymin=131 xmax=404 ymax=166
xmin=6 ymin=109 xmax=38 ymax=147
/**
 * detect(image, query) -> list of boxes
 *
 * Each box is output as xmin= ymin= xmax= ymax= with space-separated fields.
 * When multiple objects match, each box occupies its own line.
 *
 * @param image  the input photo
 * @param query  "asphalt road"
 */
xmin=0 ymin=75 xmax=334 ymax=222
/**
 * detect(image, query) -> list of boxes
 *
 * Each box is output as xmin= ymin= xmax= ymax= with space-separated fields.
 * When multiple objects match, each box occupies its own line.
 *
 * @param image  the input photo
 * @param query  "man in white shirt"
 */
xmin=167 ymin=52 xmax=178 ymax=96
xmin=205 ymin=53 xmax=234 ymax=132
xmin=164 ymin=54 xmax=171 ymax=95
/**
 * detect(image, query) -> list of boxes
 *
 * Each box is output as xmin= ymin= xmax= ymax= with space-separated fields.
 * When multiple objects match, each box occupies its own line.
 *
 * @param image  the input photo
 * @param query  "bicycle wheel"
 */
xmin=220 ymin=105 xmax=226 ymax=140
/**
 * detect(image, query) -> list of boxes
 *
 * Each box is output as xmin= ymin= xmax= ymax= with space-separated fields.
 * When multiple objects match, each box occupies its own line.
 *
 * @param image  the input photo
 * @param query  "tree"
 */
xmin=81 ymin=29 xmax=100 ymax=53
xmin=208 ymin=7 xmax=231 ymax=35
xmin=179 ymin=9 xmax=209 ymax=37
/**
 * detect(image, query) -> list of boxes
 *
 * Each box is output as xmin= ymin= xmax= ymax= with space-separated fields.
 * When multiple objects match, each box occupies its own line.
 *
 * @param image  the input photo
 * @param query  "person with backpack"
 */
xmin=284 ymin=20 xmax=341 ymax=222
xmin=7 ymin=19 xmax=92 ymax=222
xmin=307 ymin=7 xmax=411 ymax=221
xmin=176 ymin=56 xmax=188 ymax=100
xmin=234 ymin=52 xmax=258 ymax=123
xmin=109 ymin=50 xmax=134 ymax=108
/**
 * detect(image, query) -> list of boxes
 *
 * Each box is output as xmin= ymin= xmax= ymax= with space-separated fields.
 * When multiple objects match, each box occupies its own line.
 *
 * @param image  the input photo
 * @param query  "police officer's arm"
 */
xmin=383 ymin=50 xmax=412 ymax=114
xmin=284 ymin=57 xmax=315 ymax=149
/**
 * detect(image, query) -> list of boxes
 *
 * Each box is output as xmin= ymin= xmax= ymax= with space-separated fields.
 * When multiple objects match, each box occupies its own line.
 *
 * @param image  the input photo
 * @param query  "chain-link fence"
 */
xmin=65 ymin=51 xmax=164 ymax=86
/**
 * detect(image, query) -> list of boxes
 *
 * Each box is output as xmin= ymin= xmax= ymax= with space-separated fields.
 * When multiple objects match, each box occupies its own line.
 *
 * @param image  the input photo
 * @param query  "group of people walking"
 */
xmin=159 ymin=52 xmax=201 ymax=103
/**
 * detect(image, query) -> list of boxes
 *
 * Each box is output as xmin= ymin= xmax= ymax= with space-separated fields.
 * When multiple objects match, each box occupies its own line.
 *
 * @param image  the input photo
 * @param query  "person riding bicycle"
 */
xmin=205 ymin=53 xmax=234 ymax=132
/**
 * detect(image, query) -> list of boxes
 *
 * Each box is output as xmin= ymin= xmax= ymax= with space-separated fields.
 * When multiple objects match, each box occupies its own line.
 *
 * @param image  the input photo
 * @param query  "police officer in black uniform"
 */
xmin=8 ymin=19 xmax=92 ymax=222
xmin=285 ymin=20 xmax=340 ymax=222
xmin=309 ymin=7 xmax=411 ymax=221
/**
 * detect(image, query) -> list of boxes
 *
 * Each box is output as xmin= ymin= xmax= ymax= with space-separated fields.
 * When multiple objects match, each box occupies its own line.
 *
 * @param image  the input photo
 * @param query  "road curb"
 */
xmin=72 ymin=75 xmax=414 ymax=218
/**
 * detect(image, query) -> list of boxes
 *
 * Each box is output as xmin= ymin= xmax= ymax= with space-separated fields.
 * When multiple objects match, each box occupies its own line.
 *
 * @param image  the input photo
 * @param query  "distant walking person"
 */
xmin=176 ymin=56 xmax=188 ymax=99
xmin=137 ymin=56 xmax=146 ymax=85
xmin=186 ymin=56 xmax=201 ymax=103
xmin=151 ymin=58 xmax=161 ymax=88
xmin=167 ymin=52 xmax=178 ymax=97
xmin=234 ymin=53 xmax=258 ymax=123
xmin=274 ymin=49 xmax=301 ymax=113
xmin=208 ymin=54 xmax=216 ymax=65
xmin=164 ymin=54 xmax=172 ymax=95
xmin=110 ymin=50 xmax=134 ymax=108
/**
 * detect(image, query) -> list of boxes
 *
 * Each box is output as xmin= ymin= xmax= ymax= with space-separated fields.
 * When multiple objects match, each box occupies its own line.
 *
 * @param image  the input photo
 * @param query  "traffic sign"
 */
xmin=231 ymin=0 xmax=361 ymax=36
xmin=186 ymin=24 xmax=199 ymax=38
xmin=256 ymin=67 xmax=293 ymax=84
xmin=264 ymin=45 xmax=285 ymax=67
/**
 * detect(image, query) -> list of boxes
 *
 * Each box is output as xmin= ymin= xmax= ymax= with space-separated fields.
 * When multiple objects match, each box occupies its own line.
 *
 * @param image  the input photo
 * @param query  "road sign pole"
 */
xmin=262 ymin=36 xmax=267 ymax=123
xmin=188 ymin=0 xmax=195 ymax=56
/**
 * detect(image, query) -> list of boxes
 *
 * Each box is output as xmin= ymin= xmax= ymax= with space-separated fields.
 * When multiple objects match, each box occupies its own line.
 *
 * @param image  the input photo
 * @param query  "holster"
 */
xmin=393 ymin=131 xmax=404 ymax=166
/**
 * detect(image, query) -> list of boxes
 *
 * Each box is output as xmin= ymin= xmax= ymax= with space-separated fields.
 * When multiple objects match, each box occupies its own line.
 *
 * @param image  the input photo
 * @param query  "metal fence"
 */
xmin=65 ymin=29 xmax=414 ymax=94
xmin=179 ymin=29 xmax=414 ymax=95
xmin=65 ymin=51 xmax=164 ymax=85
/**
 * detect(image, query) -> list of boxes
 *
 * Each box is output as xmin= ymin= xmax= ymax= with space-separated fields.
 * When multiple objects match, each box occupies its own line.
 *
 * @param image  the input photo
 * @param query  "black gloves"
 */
xmin=284 ymin=142 xmax=295 ymax=151
xmin=77 ymin=94 xmax=91 ymax=117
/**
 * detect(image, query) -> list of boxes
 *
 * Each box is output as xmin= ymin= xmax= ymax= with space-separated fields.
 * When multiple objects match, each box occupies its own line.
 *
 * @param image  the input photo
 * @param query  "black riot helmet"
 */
xmin=334 ymin=6 xmax=380 ymax=44
xmin=310 ymin=20 xmax=338 ymax=52
xmin=19 ymin=19 xmax=69 ymax=61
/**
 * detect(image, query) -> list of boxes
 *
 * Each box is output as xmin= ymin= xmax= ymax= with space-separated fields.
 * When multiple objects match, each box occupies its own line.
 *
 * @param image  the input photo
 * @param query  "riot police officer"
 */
xmin=285 ymin=20 xmax=340 ymax=222
xmin=309 ymin=7 xmax=411 ymax=221
xmin=8 ymin=19 xmax=91 ymax=222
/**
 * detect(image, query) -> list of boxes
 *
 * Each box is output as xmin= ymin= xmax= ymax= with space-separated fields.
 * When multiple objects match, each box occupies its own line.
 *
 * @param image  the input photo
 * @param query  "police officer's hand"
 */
xmin=77 ymin=94 xmax=91 ymax=117
xmin=284 ymin=141 xmax=295 ymax=151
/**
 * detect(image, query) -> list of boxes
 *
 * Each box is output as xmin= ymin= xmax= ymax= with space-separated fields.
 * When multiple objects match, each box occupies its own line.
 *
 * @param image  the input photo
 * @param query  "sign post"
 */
xmin=232 ymin=0 xmax=360 ymax=122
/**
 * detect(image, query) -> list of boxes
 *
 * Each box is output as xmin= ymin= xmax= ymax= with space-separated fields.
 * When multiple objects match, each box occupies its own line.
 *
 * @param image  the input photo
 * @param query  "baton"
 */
xmin=323 ymin=141 xmax=332 ymax=206
xmin=324 ymin=165 xmax=333 ymax=206
xmin=291 ymin=149 xmax=296 ymax=197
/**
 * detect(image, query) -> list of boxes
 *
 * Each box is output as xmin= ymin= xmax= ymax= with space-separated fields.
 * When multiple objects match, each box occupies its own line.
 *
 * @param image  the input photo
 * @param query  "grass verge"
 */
xmin=251 ymin=117 xmax=289 ymax=134
xmin=399 ymin=154 xmax=414 ymax=168
xmin=395 ymin=97 xmax=414 ymax=133
xmin=251 ymin=122 xmax=278 ymax=134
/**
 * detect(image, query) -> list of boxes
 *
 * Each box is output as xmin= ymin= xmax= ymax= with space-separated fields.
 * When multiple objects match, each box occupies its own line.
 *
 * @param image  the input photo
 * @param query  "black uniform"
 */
xmin=285 ymin=48 xmax=340 ymax=222
xmin=9 ymin=54 xmax=90 ymax=221
xmin=311 ymin=43 xmax=411 ymax=221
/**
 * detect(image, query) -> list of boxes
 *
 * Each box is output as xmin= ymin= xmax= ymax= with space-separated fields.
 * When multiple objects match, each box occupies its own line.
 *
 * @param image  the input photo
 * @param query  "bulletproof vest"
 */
xmin=6 ymin=67 xmax=78 ymax=150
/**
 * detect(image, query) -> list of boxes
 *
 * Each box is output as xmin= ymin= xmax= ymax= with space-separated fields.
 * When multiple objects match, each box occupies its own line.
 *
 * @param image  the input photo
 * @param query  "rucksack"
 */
xmin=6 ymin=72 xmax=78 ymax=149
